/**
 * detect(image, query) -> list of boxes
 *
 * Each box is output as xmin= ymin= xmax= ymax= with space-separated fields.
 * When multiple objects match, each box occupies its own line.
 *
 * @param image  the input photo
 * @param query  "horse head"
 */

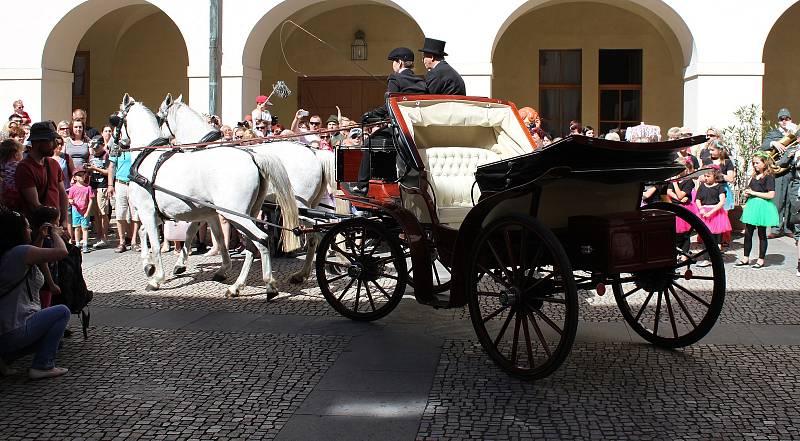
xmin=110 ymin=93 xmax=162 ymax=149
xmin=157 ymin=93 xmax=221 ymax=144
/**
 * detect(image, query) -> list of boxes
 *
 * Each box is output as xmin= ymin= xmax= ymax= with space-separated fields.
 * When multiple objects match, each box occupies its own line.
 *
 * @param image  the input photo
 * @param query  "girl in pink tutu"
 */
xmin=667 ymin=158 xmax=697 ymax=258
xmin=695 ymin=165 xmax=731 ymax=266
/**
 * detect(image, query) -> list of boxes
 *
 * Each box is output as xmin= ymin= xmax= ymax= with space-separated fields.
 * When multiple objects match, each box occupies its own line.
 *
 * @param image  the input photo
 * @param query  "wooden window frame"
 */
xmin=539 ymin=49 xmax=582 ymax=137
xmin=598 ymin=84 xmax=643 ymax=132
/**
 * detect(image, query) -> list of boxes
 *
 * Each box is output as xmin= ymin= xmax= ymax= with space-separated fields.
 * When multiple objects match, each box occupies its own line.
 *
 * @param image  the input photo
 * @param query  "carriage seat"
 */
xmin=419 ymin=147 xmax=501 ymax=225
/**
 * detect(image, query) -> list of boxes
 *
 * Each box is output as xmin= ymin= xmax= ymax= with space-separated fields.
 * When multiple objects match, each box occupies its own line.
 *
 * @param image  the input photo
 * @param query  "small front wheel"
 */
xmin=316 ymin=218 xmax=406 ymax=321
xmin=468 ymin=215 xmax=578 ymax=380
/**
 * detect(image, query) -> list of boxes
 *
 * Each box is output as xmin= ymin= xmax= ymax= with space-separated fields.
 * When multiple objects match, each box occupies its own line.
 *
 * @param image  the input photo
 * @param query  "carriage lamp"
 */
xmin=351 ymin=30 xmax=367 ymax=61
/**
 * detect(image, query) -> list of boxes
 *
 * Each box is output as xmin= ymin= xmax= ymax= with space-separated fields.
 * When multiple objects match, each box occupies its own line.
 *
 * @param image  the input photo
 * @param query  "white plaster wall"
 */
xmin=1 ymin=0 xmax=799 ymax=129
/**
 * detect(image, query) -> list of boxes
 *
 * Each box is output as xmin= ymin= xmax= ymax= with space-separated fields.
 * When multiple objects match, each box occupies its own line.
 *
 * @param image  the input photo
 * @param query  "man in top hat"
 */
xmin=419 ymin=38 xmax=466 ymax=96
xmin=761 ymin=107 xmax=799 ymax=238
xmin=15 ymin=121 xmax=69 ymax=226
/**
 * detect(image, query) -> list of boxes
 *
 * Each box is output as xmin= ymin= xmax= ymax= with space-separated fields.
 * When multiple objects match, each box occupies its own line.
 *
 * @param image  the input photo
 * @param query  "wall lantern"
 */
xmin=351 ymin=30 xmax=367 ymax=61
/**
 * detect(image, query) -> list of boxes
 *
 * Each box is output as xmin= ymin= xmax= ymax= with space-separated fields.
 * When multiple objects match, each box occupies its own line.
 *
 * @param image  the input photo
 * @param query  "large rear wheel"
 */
xmin=468 ymin=215 xmax=578 ymax=380
xmin=613 ymin=203 xmax=726 ymax=348
xmin=316 ymin=218 xmax=406 ymax=321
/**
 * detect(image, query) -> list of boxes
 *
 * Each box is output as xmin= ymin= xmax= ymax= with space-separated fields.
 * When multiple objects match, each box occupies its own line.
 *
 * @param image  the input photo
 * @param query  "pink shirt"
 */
xmin=67 ymin=183 xmax=95 ymax=214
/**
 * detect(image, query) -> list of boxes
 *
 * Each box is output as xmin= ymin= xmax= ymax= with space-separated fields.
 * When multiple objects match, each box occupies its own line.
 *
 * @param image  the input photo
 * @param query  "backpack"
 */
xmin=54 ymin=241 xmax=93 ymax=337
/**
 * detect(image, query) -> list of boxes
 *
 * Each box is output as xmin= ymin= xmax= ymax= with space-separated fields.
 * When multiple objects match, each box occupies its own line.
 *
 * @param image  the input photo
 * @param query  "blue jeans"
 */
xmin=0 ymin=305 xmax=70 ymax=369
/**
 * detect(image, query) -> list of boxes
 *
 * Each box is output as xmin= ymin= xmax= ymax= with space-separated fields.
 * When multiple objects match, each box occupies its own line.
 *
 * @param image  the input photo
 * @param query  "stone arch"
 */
xmin=491 ymin=0 xmax=694 ymax=136
xmin=762 ymin=1 xmax=800 ymax=122
xmin=491 ymin=0 xmax=695 ymax=67
xmin=40 ymin=0 xmax=197 ymax=124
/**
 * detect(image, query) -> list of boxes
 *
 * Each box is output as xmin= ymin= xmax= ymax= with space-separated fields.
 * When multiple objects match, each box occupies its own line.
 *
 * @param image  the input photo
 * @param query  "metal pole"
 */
xmin=209 ymin=0 xmax=220 ymax=116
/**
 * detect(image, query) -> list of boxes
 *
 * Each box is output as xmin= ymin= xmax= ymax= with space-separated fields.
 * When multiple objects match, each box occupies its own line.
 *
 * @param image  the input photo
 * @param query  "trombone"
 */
xmin=767 ymin=132 xmax=799 ymax=176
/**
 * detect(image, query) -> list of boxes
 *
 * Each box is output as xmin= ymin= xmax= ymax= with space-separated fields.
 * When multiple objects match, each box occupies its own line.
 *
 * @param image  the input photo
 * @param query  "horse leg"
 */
xmin=141 ymin=217 xmax=166 ymax=290
xmin=207 ymin=216 xmax=231 ymax=282
xmin=227 ymin=241 xmax=254 ymax=298
xmin=173 ymin=222 xmax=199 ymax=276
xmin=289 ymin=226 xmax=319 ymax=284
xmin=226 ymin=218 xmax=278 ymax=299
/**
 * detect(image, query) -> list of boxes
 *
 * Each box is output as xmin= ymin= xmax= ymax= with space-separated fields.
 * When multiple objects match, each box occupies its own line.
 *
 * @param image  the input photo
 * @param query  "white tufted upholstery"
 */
xmin=419 ymin=147 xmax=500 ymax=225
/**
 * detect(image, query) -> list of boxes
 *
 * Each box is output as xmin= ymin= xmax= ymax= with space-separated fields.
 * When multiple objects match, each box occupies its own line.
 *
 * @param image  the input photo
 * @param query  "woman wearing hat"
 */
xmin=419 ymin=38 xmax=466 ymax=96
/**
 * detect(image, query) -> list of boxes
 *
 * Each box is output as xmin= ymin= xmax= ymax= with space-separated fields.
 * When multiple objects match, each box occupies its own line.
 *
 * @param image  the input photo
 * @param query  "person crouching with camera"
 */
xmin=0 ymin=208 xmax=71 ymax=380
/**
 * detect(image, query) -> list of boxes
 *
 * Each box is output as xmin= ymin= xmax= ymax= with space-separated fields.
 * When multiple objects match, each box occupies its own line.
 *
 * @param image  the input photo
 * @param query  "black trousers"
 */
xmin=743 ymin=224 xmax=768 ymax=260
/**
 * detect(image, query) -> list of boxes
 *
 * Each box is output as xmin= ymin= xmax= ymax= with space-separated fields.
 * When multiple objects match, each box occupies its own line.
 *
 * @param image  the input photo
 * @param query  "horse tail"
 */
xmin=318 ymin=150 xmax=337 ymax=195
xmin=253 ymin=152 xmax=301 ymax=252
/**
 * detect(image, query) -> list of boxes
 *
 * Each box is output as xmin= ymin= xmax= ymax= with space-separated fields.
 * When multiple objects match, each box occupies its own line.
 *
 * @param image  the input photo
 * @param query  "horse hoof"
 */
xmin=144 ymin=264 xmax=156 ymax=277
xmin=212 ymin=273 xmax=226 ymax=282
xmin=225 ymin=289 xmax=238 ymax=298
xmin=145 ymin=284 xmax=159 ymax=291
xmin=173 ymin=266 xmax=186 ymax=275
xmin=289 ymin=273 xmax=305 ymax=284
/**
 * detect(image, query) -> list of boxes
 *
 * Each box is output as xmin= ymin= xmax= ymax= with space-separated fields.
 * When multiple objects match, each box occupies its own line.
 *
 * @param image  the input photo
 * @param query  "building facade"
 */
xmin=1 ymin=0 xmax=798 ymax=135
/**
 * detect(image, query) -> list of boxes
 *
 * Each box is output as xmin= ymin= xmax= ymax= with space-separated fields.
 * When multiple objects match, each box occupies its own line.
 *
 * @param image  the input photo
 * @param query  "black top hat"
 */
xmin=387 ymin=47 xmax=414 ymax=62
xmin=28 ymin=121 xmax=58 ymax=142
xmin=419 ymin=38 xmax=448 ymax=57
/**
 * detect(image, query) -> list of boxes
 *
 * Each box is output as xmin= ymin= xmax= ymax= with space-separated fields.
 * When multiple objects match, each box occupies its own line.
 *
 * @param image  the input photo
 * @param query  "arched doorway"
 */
xmin=41 ymin=1 xmax=190 ymax=129
xmin=492 ymin=1 xmax=687 ymax=137
xmin=255 ymin=2 xmax=425 ymax=126
xmin=763 ymin=2 xmax=800 ymax=123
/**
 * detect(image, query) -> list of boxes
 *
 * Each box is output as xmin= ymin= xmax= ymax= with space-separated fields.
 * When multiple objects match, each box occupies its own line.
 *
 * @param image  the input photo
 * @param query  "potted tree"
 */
xmin=722 ymin=104 xmax=773 ymax=231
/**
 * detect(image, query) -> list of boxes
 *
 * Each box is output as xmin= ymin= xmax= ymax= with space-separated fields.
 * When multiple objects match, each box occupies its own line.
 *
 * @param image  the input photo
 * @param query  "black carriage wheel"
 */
xmin=315 ymin=218 xmax=407 ymax=321
xmin=467 ymin=215 xmax=578 ymax=380
xmin=613 ymin=202 xmax=726 ymax=348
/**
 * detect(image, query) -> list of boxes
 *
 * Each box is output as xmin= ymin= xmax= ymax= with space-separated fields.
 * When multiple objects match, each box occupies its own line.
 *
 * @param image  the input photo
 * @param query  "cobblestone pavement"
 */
xmin=0 ymin=326 xmax=348 ymax=440
xmin=88 ymin=247 xmax=800 ymax=324
xmin=417 ymin=340 xmax=800 ymax=440
xmin=1 ymin=234 xmax=799 ymax=440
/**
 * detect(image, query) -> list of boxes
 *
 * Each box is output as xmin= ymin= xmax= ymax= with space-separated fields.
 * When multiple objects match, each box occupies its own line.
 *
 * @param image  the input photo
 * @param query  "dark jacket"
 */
xmin=363 ymin=69 xmax=426 ymax=123
xmin=425 ymin=61 xmax=466 ymax=96
xmin=387 ymin=68 xmax=427 ymax=94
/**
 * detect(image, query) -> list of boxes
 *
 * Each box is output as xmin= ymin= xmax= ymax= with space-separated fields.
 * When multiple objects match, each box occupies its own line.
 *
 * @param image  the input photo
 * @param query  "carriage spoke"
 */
xmin=487 ymin=242 xmax=515 ymax=282
xmin=518 ymin=228 xmax=527 ymax=282
xmin=477 ymin=263 xmax=513 ymax=289
xmin=634 ymin=291 xmax=655 ymax=322
xmin=523 ymin=247 xmax=544 ymax=287
xmin=669 ymin=285 xmax=697 ymax=328
xmin=482 ymin=305 xmax=509 ymax=324
xmin=526 ymin=296 xmax=566 ymax=304
xmin=432 ymin=260 xmax=442 ymax=285
xmin=527 ymin=309 xmax=552 ymax=358
xmin=531 ymin=306 xmax=563 ymax=336
xmin=492 ymin=311 xmax=515 ymax=348
xmin=622 ymin=286 xmax=642 ymax=299
xmin=672 ymin=281 xmax=711 ymax=308
xmin=371 ymin=280 xmax=393 ymax=300
xmin=337 ymin=277 xmax=357 ymax=302
xmin=676 ymin=275 xmax=716 ymax=281
xmin=363 ymin=281 xmax=376 ymax=312
xmin=664 ymin=290 xmax=679 ymax=338
xmin=653 ymin=291 xmax=663 ymax=336
xmin=503 ymin=229 xmax=518 ymax=270
xmin=510 ymin=311 xmax=521 ymax=364
xmin=354 ymin=280 xmax=362 ymax=311
xmin=325 ymin=273 xmax=350 ymax=284
xmin=520 ymin=308 xmax=534 ymax=367
xmin=524 ymin=271 xmax=556 ymax=292
xmin=330 ymin=243 xmax=357 ymax=262
xmin=376 ymin=272 xmax=399 ymax=281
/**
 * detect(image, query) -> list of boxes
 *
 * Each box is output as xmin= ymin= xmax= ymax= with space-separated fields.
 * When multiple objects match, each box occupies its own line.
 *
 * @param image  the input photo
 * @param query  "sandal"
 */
xmin=734 ymin=259 xmax=750 ymax=266
xmin=115 ymin=245 xmax=127 ymax=253
xmin=751 ymin=262 xmax=764 ymax=269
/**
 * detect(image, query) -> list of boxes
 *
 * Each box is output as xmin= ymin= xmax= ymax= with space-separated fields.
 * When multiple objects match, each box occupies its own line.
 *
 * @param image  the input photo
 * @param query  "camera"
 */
xmin=298 ymin=109 xmax=309 ymax=118
xmin=236 ymin=121 xmax=249 ymax=129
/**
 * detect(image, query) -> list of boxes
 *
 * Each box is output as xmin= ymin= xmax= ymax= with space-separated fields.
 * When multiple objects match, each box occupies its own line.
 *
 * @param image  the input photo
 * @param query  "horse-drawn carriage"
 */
xmin=313 ymin=95 xmax=725 ymax=379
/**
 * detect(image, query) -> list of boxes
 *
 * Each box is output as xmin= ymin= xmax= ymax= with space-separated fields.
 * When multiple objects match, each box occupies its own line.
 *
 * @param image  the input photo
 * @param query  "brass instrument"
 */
xmin=767 ymin=133 xmax=799 ymax=177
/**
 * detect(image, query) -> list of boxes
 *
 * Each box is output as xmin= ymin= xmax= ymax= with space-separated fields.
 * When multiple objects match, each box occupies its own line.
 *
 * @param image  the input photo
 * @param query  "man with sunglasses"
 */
xmin=9 ymin=100 xmax=30 ymax=125
xmin=290 ymin=111 xmax=322 ymax=145
xmin=761 ymin=108 xmax=799 ymax=238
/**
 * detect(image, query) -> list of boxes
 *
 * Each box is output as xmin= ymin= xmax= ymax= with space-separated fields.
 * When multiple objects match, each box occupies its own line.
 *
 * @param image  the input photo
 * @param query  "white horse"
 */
xmin=156 ymin=93 xmax=336 ymax=284
xmin=111 ymin=93 xmax=300 ymax=297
